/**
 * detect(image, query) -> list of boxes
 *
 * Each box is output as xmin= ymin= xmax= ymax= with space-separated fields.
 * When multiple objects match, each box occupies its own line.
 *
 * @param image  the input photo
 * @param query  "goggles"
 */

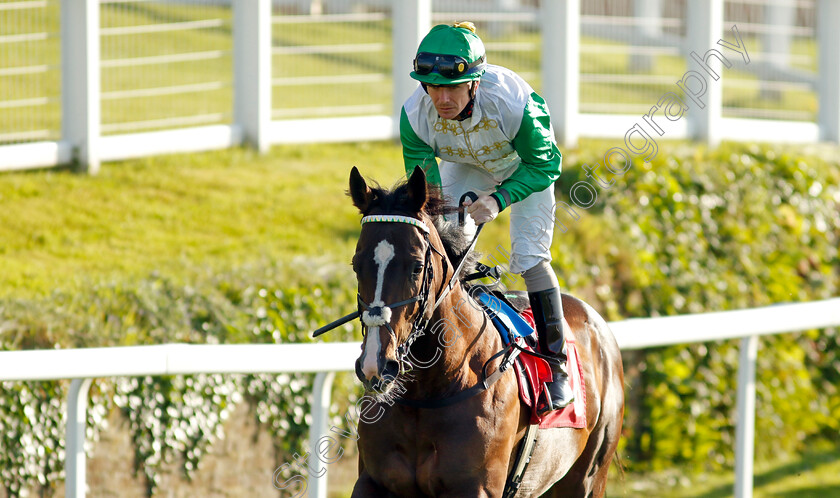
xmin=413 ymin=52 xmax=486 ymax=79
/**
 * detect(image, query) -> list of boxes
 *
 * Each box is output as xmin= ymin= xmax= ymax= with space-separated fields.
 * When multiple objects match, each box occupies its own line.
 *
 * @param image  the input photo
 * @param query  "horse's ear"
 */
xmin=406 ymin=165 xmax=427 ymax=213
xmin=349 ymin=166 xmax=374 ymax=213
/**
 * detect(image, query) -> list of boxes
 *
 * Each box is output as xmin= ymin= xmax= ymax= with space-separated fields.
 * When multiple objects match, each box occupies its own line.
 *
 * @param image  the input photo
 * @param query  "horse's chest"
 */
xmin=359 ymin=405 xmax=514 ymax=495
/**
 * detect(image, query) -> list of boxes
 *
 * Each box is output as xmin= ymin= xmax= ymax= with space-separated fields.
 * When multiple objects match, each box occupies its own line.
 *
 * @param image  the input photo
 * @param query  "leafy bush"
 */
xmin=554 ymin=142 xmax=840 ymax=471
xmin=0 ymin=260 xmax=359 ymax=496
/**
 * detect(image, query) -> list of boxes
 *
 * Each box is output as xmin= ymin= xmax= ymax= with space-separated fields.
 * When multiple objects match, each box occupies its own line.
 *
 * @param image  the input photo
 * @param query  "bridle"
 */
xmin=356 ymin=214 xmax=450 ymax=373
xmin=353 ymin=213 xmax=539 ymax=498
xmin=339 ymin=203 xmax=522 ymax=410
xmin=309 ymin=210 xmax=475 ymax=339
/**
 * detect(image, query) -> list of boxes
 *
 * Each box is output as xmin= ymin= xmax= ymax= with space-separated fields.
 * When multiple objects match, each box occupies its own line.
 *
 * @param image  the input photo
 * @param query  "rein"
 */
xmin=354 ymin=213 xmax=539 ymax=495
xmin=394 ymin=339 xmax=520 ymax=409
xmin=314 ymin=199 xmax=513 ymax=409
xmin=355 ymin=214 xmax=481 ymax=373
xmin=355 ymin=207 xmax=518 ymax=411
xmin=312 ymin=214 xmax=442 ymax=339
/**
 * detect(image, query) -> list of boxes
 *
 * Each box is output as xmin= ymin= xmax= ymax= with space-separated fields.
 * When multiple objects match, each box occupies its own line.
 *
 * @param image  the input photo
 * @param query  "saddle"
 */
xmin=472 ymin=287 xmax=587 ymax=430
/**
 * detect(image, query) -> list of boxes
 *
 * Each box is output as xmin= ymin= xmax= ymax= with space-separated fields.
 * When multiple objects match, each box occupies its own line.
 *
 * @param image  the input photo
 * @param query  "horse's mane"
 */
xmin=355 ymin=179 xmax=480 ymax=278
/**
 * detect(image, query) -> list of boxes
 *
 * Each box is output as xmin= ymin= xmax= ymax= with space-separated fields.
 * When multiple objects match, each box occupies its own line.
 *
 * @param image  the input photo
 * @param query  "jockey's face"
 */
xmin=426 ymin=81 xmax=474 ymax=120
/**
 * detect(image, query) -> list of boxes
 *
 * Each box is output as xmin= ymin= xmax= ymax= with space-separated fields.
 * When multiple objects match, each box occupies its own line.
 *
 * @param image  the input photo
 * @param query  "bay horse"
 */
xmin=347 ymin=165 xmax=624 ymax=497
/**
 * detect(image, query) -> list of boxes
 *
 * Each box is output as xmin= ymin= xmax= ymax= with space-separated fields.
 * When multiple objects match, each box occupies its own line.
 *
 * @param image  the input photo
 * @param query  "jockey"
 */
xmin=400 ymin=22 xmax=573 ymax=411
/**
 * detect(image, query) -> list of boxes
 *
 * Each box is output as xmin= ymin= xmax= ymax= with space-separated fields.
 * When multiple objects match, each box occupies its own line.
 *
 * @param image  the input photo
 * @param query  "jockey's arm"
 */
xmin=492 ymin=92 xmax=562 ymax=211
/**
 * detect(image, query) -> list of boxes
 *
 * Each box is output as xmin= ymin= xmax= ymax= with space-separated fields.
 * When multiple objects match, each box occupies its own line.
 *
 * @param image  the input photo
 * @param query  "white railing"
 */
xmin=2 ymin=0 xmax=839 ymax=173
xmin=1 ymin=298 xmax=838 ymax=498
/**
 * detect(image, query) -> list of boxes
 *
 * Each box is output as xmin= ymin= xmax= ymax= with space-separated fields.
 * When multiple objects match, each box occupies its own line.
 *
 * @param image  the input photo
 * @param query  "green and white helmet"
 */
xmin=410 ymin=22 xmax=487 ymax=85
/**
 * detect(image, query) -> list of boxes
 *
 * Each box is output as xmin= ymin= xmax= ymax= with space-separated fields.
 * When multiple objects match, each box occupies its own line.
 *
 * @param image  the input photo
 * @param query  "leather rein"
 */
xmin=355 ymin=206 xmax=520 ymax=410
xmin=354 ymin=212 xmax=538 ymax=496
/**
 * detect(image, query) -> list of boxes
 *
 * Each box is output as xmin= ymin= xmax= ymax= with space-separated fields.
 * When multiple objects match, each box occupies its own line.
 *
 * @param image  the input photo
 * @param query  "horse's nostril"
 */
xmin=381 ymin=359 xmax=400 ymax=382
xmin=355 ymin=358 xmax=367 ymax=383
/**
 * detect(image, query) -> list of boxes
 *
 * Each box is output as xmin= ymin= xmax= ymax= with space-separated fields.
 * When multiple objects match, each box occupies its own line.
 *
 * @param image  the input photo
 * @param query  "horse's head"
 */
xmin=348 ymin=166 xmax=447 ymax=394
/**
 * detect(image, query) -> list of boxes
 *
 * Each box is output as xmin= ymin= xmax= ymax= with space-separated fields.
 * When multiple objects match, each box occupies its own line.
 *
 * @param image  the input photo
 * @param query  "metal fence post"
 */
xmin=685 ymin=0 xmax=723 ymax=146
xmin=61 ymin=0 xmax=100 ymax=173
xmin=309 ymin=371 xmax=336 ymax=498
xmin=66 ymin=378 xmax=93 ymax=498
xmin=818 ymin=0 xmax=840 ymax=143
xmin=233 ymin=0 xmax=271 ymax=153
xmin=392 ymin=0 xmax=431 ymax=139
xmin=541 ymin=0 xmax=580 ymax=148
xmin=734 ymin=335 xmax=759 ymax=498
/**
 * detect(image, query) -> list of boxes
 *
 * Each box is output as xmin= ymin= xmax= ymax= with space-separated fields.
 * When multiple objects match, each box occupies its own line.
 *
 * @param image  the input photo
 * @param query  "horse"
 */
xmin=346 ymin=165 xmax=624 ymax=497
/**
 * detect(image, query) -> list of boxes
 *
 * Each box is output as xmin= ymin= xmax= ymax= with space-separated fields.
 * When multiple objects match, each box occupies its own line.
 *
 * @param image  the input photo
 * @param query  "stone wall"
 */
xmin=5 ymin=405 xmax=357 ymax=498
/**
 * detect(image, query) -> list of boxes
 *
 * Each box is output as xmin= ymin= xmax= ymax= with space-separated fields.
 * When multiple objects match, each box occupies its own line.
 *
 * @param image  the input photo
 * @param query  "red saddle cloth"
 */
xmin=514 ymin=310 xmax=587 ymax=430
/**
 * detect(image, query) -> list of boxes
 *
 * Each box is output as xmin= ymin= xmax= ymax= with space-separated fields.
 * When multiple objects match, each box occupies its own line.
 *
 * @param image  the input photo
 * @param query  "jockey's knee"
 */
xmin=522 ymin=260 xmax=558 ymax=293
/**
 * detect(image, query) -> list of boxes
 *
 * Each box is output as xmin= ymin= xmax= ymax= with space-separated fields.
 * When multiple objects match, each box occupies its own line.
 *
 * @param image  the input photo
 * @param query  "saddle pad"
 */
xmin=515 ymin=324 xmax=587 ymax=430
xmin=474 ymin=289 xmax=587 ymax=429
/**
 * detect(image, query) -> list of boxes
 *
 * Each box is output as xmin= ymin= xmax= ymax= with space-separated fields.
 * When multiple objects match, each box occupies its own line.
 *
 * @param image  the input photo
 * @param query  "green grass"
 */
xmin=608 ymin=443 xmax=840 ymax=497
xmin=0 ymin=141 xmax=402 ymax=299
xmin=0 ymin=139 xmax=525 ymax=300
xmin=5 ymin=137 xmax=838 ymax=302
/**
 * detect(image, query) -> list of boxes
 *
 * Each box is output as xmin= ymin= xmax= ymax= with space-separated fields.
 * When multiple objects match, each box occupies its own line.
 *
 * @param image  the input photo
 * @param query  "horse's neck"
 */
xmin=405 ymin=285 xmax=502 ymax=397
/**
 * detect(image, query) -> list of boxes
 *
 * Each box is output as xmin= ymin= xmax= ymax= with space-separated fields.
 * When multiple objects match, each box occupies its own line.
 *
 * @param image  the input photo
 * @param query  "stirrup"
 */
xmin=539 ymin=370 xmax=574 ymax=413
xmin=548 ymin=375 xmax=574 ymax=409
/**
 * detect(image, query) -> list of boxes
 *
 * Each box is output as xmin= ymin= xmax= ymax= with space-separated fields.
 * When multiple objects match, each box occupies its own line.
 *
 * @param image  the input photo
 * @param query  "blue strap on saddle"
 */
xmin=476 ymin=291 xmax=535 ymax=345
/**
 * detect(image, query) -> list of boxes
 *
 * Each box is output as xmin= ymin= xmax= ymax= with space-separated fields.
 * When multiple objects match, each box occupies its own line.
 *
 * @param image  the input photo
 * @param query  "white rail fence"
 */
xmin=1 ymin=298 xmax=838 ymax=498
xmin=2 ymin=0 xmax=839 ymax=173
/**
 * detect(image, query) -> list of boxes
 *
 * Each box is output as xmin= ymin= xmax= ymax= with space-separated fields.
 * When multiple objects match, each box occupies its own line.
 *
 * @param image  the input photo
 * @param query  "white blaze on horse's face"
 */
xmin=360 ymin=239 xmax=395 ymax=380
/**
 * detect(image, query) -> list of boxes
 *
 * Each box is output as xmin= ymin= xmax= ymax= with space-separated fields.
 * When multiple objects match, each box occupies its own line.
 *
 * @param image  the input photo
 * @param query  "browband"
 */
xmin=361 ymin=215 xmax=430 ymax=234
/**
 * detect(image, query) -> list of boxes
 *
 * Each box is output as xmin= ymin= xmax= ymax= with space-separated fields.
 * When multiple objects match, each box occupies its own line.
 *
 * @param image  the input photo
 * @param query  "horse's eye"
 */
xmin=411 ymin=262 xmax=424 ymax=276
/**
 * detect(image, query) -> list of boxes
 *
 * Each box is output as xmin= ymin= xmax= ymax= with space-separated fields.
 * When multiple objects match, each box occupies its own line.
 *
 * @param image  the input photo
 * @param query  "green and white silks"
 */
xmin=400 ymin=64 xmax=563 ymax=274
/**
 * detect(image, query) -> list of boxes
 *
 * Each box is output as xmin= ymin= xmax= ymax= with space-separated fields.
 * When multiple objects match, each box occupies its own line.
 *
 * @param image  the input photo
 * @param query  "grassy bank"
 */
xmin=0 ymin=141 xmax=404 ymax=299
xmin=0 ymin=138 xmax=527 ymax=301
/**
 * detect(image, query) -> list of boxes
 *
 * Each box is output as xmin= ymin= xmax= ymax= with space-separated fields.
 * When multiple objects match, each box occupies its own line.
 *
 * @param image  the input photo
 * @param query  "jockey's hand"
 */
xmin=463 ymin=194 xmax=499 ymax=224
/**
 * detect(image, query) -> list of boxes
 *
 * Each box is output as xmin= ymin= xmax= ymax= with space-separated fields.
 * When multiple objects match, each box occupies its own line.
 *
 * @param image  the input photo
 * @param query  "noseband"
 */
xmin=357 ymin=212 xmax=521 ymax=411
xmin=356 ymin=214 xmax=448 ymax=372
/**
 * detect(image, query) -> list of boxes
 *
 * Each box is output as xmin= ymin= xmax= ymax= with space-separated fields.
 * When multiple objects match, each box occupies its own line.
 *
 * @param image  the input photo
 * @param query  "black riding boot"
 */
xmin=529 ymin=288 xmax=574 ymax=411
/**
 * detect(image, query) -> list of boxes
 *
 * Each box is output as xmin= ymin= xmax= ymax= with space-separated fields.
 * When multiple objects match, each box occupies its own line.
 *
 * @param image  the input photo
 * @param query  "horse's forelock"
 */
xmin=359 ymin=177 xmax=448 ymax=217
